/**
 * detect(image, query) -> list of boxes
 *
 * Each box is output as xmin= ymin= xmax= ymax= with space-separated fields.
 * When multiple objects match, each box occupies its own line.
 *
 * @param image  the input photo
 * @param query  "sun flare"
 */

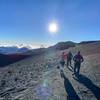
xmin=49 ymin=22 xmax=58 ymax=34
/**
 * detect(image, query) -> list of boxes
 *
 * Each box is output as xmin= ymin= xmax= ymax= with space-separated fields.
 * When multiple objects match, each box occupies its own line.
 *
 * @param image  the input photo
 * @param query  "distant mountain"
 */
xmin=79 ymin=40 xmax=100 ymax=45
xmin=0 ymin=46 xmax=18 ymax=54
xmin=25 ymin=41 xmax=76 ymax=54
xmin=18 ymin=47 xmax=31 ymax=53
xmin=25 ymin=48 xmax=46 ymax=56
xmin=48 ymin=41 xmax=100 ymax=51
xmin=48 ymin=41 xmax=76 ymax=50
xmin=0 ymin=46 xmax=31 ymax=54
xmin=0 ymin=40 xmax=100 ymax=55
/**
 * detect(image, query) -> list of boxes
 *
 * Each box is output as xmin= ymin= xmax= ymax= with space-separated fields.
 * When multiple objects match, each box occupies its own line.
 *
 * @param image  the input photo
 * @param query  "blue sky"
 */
xmin=0 ymin=0 xmax=100 ymax=48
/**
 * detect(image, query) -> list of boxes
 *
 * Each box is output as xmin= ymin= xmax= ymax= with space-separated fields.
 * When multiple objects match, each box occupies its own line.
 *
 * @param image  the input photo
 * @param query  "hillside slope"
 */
xmin=0 ymin=42 xmax=100 ymax=100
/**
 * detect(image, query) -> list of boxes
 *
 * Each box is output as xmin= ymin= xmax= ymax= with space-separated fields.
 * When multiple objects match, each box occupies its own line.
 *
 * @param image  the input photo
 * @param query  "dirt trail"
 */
xmin=34 ymin=59 xmax=100 ymax=100
xmin=0 ymin=52 xmax=100 ymax=100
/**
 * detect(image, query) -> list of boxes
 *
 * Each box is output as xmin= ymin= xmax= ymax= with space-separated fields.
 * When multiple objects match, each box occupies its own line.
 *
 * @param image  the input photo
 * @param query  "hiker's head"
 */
xmin=77 ymin=51 xmax=80 ymax=55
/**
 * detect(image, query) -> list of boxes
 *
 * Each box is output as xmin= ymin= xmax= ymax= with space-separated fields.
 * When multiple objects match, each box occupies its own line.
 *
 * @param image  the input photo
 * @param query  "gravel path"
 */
xmin=0 ymin=52 xmax=100 ymax=100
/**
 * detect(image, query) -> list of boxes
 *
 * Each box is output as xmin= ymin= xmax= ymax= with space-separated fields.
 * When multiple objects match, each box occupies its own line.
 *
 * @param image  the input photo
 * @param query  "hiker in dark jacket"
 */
xmin=67 ymin=51 xmax=73 ymax=67
xmin=73 ymin=51 xmax=84 ymax=75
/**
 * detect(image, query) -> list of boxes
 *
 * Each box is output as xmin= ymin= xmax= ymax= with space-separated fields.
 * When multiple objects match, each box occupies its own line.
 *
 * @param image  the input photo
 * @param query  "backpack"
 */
xmin=74 ymin=55 xmax=82 ymax=63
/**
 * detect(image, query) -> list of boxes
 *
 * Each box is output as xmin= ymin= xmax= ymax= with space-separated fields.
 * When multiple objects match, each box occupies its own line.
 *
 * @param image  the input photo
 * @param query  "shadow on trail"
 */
xmin=67 ymin=65 xmax=73 ymax=72
xmin=62 ymin=72 xmax=80 ymax=100
xmin=74 ymin=74 xmax=100 ymax=100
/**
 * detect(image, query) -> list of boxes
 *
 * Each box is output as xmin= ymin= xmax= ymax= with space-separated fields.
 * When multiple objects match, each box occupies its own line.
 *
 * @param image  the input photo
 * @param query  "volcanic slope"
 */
xmin=0 ymin=42 xmax=100 ymax=100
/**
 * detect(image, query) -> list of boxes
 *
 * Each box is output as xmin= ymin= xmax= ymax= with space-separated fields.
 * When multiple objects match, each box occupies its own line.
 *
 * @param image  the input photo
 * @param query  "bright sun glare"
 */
xmin=49 ymin=22 xmax=58 ymax=34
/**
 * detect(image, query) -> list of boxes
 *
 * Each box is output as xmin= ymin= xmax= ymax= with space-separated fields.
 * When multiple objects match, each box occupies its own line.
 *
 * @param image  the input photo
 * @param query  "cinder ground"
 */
xmin=0 ymin=43 xmax=100 ymax=100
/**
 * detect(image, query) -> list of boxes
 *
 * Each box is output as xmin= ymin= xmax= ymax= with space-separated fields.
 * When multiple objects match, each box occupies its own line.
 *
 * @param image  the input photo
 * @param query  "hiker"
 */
xmin=67 ymin=51 xmax=73 ymax=67
xmin=73 ymin=51 xmax=84 ymax=75
xmin=60 ymin=52 xmax=66 ymax=69
xmin=59 ymin=52 xmax=67 ymax=77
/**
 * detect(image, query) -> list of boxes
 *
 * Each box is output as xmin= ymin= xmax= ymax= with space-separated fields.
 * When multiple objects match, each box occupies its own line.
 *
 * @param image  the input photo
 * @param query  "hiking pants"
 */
xmin=74 ymin=62 xmax=81 ymax=75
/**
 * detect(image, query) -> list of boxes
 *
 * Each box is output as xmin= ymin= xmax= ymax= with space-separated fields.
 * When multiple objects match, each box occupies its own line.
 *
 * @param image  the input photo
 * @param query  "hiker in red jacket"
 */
xmin=60 ymin=52 xmax=67 ymax=67
xmin=73 ymin=51 xmax=84 ymax=75
xmin=59 ymin=52 xmax=67 ymax=77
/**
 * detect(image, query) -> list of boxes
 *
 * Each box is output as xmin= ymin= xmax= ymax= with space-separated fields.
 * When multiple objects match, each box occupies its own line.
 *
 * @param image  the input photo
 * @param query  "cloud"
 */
xmin=0 ymin=43 xmax=49 ymax=49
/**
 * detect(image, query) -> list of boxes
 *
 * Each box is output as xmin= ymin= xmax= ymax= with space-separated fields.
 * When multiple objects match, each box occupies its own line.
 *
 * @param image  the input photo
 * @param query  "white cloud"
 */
xmin=0 ymin=42 xmax=50 ymax=49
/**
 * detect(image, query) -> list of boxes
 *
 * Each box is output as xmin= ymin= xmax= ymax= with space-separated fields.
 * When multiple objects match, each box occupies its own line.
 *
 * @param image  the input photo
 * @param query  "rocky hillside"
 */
xmin=48 ymin=41 xmax=76 ymax=50
xmin=0 ymin=41 xmax=100 ymax=100
xmin=0 ymin=54 xmax=30 ymax=67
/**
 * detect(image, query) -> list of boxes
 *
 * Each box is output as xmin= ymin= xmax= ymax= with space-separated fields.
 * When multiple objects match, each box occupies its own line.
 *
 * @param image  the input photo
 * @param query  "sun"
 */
xmin=49 ymin=22 xmax=58 ymax=33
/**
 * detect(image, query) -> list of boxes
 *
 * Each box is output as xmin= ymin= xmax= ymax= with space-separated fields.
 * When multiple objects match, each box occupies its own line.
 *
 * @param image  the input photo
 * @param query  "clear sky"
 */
xmin=0 ymin=0 xmax=100 ymax=48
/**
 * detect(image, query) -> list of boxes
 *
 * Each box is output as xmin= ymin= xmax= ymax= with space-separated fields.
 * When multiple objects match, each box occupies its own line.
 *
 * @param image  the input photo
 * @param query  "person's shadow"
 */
xmin=67 ymin=65 xmax=73 ymax=72
xmin=73 ymin=74 xmax=100 ymax=100
xmin=62 ymin=72 xmax=80 ymax=100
